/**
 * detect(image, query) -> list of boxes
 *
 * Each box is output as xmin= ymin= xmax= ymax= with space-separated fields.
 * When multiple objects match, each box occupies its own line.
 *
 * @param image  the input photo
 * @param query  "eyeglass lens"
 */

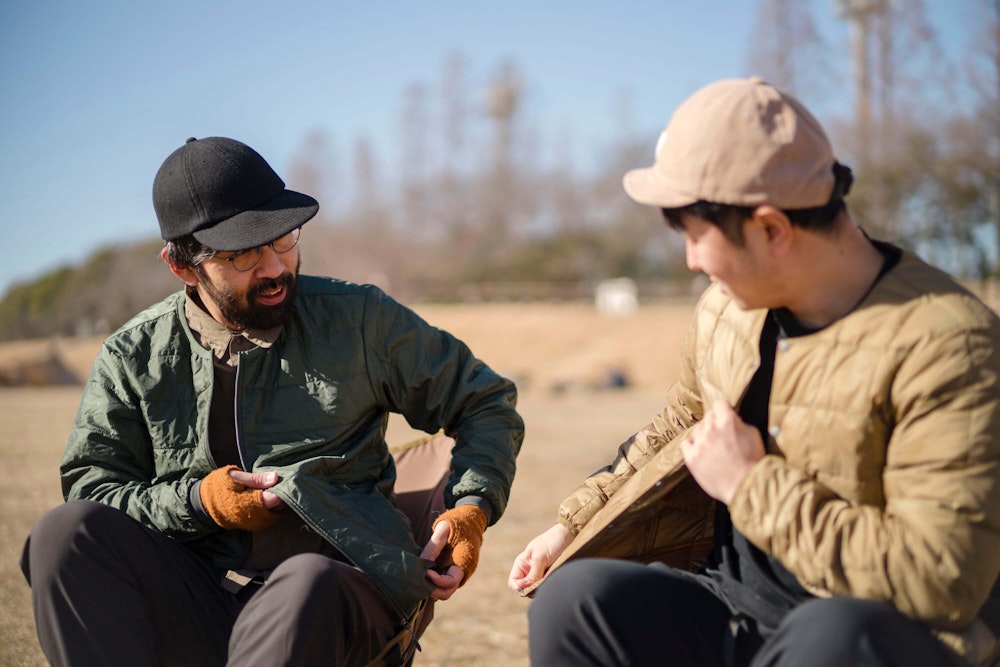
xmin=229 ymin=228 xmax=300 ymax=271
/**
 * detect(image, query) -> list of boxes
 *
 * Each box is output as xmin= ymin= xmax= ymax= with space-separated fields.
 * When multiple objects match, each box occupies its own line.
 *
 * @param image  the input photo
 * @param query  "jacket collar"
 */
xmin=184 ymin=291 xmax=282 ymax=366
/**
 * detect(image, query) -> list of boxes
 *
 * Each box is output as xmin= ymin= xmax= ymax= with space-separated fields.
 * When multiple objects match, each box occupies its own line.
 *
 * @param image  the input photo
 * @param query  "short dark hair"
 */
xmin=661 ymin=162 xmax=854 ymax=245
xmin=163 ymin=234 xmax=216 ymax=269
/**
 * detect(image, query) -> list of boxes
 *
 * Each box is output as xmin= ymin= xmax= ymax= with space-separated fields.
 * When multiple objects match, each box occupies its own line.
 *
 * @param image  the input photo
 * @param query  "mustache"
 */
xmin=248 ymin=272 xmax=296 ymax=299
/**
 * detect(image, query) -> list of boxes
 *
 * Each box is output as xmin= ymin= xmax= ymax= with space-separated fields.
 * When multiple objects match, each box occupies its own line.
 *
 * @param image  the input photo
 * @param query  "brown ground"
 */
xmin=0 ymin=301 xmax=695 ymax=666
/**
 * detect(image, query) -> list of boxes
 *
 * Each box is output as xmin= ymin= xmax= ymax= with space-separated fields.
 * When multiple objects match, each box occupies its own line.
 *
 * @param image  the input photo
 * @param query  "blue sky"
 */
xmin=0 ymin=0 xmax=981 ymax=296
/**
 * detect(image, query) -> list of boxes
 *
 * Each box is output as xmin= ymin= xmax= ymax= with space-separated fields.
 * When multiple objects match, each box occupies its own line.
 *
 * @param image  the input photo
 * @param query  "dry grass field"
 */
xmin=0 ymin=300 xmax=696 ymax=666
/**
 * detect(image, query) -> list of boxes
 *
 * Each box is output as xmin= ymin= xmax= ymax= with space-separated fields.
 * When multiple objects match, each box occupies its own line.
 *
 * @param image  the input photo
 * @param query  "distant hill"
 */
xmin=0 ymin=218 xmax=692 ymax=342
xmin=0 ymin=238 xmax=175 ymax=341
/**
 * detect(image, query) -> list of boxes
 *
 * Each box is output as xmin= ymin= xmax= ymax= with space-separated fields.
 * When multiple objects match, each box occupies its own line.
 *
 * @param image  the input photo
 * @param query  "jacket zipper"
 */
xmin=292 ymin=505 xmax=415 ymax=621
xmin=230 ymin=352 xmax=418 ymax=625
xmin=233 ymin=354 xmax=249 ymax=471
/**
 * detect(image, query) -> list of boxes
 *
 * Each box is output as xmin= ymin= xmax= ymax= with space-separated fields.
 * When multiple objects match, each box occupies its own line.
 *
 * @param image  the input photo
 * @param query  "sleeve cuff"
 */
xmin=455 ymin=495 xmax=493 ymax=525
xmin=188 ymin=479 xmax=218 ymax=529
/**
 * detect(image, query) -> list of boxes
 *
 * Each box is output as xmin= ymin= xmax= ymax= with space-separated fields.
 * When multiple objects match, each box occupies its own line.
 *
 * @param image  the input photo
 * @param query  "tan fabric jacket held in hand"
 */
xmin=542 ymin=248 xmax=1000 ymax=664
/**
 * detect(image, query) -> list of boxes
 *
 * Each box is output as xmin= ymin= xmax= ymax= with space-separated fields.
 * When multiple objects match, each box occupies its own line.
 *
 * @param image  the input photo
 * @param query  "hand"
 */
xmin=420 ymin=520 xmax=465 ymax=601
xmin=507 ymin=523 xmax=574 ymax=593
xmin=420 ymin=505 xmax=488 ymax=600
xmin=681 ymin=399 xmax=765 ymax=505
xmin=199 ymin=465 xmax=284 ymax=531
xmin=228 ymin=468 xmax=286 ymax=511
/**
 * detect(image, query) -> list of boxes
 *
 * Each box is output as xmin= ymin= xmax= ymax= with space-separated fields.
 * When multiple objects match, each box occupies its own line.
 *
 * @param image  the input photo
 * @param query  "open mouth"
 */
xmin=254 ymin=284 xmax=286 ymax=305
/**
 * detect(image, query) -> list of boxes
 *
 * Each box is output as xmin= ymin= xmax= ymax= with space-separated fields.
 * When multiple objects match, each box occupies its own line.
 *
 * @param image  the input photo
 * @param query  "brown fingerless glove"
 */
xmin=199 ymin=465 xmax=280 ymax=532
xmin=431 ymin=505 xmax=488 ymax=585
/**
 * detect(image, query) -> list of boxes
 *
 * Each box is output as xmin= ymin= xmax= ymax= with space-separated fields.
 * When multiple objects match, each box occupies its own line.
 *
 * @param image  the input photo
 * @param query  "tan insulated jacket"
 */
xmin=546 ymin=250 xmax=1000 ymax=663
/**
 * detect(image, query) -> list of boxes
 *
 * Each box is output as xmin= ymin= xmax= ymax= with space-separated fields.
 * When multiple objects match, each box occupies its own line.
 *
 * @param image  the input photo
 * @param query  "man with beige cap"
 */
xmin=509 ymin=77 xmax=1000 ymax=666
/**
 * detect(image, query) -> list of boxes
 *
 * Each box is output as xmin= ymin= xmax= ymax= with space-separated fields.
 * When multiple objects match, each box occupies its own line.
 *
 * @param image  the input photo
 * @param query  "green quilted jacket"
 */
xmin=60 ymin=276 xmax=524 ymax=619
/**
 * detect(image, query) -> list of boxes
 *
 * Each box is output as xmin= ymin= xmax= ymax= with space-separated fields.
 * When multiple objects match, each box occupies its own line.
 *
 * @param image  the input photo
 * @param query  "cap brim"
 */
xmin=623 ymin=167 xmax=699 ymax=209
xmin=193 ymin=190 xmax=319 ymax=251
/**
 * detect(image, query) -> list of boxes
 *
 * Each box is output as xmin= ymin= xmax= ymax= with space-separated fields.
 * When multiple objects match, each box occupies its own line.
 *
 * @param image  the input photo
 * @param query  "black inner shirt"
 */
xmin=708 ymin=243 xmax=901 ymax=627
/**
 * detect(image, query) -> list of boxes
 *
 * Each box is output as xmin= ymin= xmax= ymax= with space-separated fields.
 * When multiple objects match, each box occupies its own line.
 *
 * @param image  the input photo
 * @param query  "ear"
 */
xmin=160 ymin=246 xmax=200 ymax=287
xmin=750 ymin=206 xmax=792 ymax=257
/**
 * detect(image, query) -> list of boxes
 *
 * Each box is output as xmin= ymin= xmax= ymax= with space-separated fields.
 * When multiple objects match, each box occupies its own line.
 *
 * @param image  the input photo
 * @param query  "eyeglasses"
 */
xmin=213 ymin=228 xmax=301 ymax=272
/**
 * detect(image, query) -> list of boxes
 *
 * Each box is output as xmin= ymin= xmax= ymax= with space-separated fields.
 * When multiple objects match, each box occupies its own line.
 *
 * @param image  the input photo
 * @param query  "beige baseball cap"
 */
xmin=623 ymin=77 xmax=836 ymax=210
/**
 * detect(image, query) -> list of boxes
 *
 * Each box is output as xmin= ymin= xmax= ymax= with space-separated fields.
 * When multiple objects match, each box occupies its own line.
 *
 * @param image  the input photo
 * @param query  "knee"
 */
xmin=529 ymin=560 xmax=714 ymax=667
xmin=31 ymin=500 xmax=133 ymax=552
xmin=33 ymin=499 xmax=113 ymax=533
xmin=267 ymin=553 xmax=351 ymax=599
xmin=756 ymin=597 xmax=950 ymax=667
xmin=27 ymin=501 xmax=120 ymax=552
xmin=528 ymin=561 xmax=619 ymax=664
xmin=777 ymin=597 xmax=901 ymax=649
xmin=777 ymin=597 xmax=925 ymax=664
xmin=23 ymin=501 xmax=121 ymax=585
xmin=529 ymin=559 xmax=634 ymax=631
xmin=247 ymin=554 xmax=388 ymax=632
xmin=531 ymin=560 xmax=609 ymax=613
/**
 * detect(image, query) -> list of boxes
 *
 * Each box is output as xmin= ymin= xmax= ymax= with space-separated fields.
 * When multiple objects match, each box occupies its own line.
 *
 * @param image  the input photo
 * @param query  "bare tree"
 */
xmin=398 ymin=83 xmax=430 ymax=236
xmin=440 ymin=52 xmax=468 ymax=175
xmin=748 ymin=0 xmax=827 ymax=98
xmin=963 ymin=0 xmax=1000 ymax=273
xmin=287 ymin=128 xmax=338 ymax=222
xmin=351 ymin=136 xmax=383 ymax=227
xmin=833 ymin=0 xmax=949 ymax=238
xmin=548 ymin=122 xmax=582 ymax=234
xmin=472 ymin=59 xmax=524 ymax=272
xmin=437 ymin=52 xmax=470 ymax=241
xmin=919 ymin=0 xmax=1000 ymax=279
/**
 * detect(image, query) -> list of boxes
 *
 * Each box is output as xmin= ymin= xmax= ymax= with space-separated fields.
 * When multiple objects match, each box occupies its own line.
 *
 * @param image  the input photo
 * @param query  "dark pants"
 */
xmin=21 ymin=435 xmax=452 ymax=667
xmin=528 ymin=559 xmax=964 ymax=667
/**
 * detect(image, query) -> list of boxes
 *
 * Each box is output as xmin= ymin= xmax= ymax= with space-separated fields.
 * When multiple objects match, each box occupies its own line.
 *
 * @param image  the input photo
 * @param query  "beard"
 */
xmin=198 ymin=259 xmax=300 ymax=331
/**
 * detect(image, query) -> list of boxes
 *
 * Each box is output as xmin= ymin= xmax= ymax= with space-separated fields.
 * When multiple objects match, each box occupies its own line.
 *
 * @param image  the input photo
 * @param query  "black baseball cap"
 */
xmin=153 ymin=136 xmax=319 ymax=251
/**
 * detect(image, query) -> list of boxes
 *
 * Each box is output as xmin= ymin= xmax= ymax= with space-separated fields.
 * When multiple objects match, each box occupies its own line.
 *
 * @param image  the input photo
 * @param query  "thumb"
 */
xmin=508 ymin=551 xmax=534 ymax=590
xmin=431 ymin=506 xmax=487 ymax=584
xmin=709 ymin=398 xmax=735 ymax=419
xmin=421 ymin=520 xmax=451 ymax=561
xmin=525 ymin=551 xmax=551 ymax=585
xmin=229 ymin=469 xmax=279 ymax=489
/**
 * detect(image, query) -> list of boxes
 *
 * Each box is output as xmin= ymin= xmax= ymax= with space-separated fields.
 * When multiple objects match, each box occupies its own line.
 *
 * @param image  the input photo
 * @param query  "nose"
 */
xmin=685 ymin=239 xmax=700 ymax=273
xmin=255 ymin=245 xmax=287 ymax=278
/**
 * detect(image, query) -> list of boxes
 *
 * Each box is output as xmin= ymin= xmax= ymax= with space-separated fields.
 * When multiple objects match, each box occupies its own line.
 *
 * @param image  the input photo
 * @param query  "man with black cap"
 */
xmin=509 ymin=78 xmax=1000 ymax=666
xmin=21 ymin=136 xmax=524 ymax=666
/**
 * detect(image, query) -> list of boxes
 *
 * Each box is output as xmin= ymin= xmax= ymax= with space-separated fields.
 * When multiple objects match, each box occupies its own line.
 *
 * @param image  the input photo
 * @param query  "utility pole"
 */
xmin=993 ymin=0 xmax=1000 ymax=275
xmin=486 ymin=62 xmax=520 ymax=186
xmin=483 ymin=61 xmax=521 ymax=251
xmin=835 ymin=0 xmax=886 ymax=175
